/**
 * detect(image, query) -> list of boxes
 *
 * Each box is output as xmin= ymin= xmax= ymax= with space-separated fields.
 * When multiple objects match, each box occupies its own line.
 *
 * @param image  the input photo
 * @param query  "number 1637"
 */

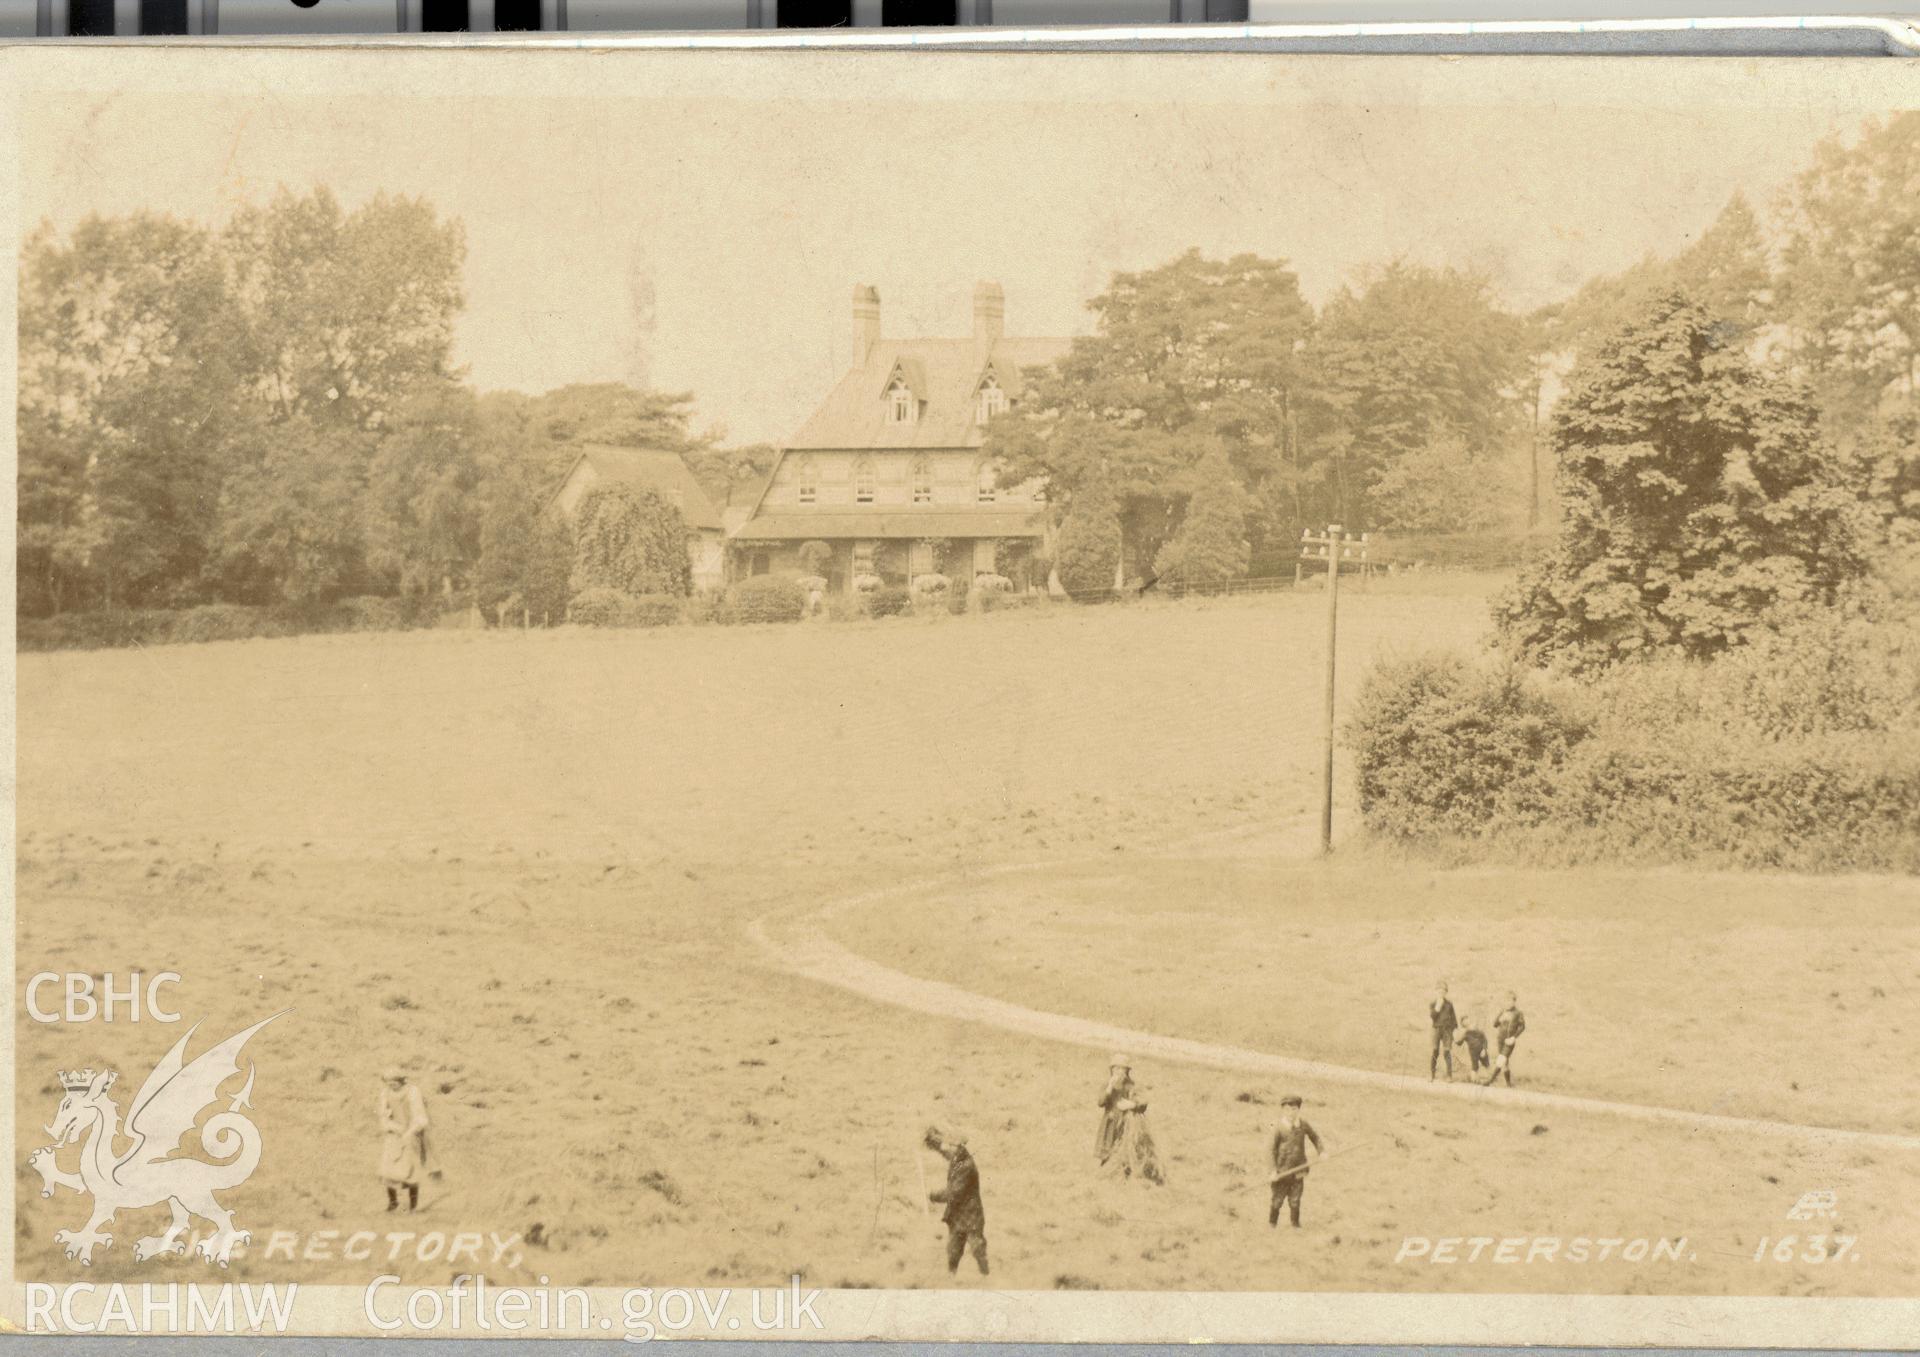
xmin=1752 ymin=1235 xmax=1857 ymax=1264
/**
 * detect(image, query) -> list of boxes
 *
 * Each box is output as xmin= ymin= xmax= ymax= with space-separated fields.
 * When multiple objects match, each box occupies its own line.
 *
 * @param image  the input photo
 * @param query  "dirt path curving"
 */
xmin=748 ymin=860 xmax=1920 ymax=1155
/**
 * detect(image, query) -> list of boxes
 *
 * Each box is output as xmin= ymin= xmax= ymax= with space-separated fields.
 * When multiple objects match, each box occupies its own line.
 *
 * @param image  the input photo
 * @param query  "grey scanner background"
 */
xmin=0 ymin=1 xmax=1911 ymax=1353
xmin=0 ymin=0 xmax=1914 ymax=42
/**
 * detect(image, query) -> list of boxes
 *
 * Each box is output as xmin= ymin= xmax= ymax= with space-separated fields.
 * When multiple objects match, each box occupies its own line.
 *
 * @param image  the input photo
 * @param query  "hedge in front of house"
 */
xmin=569 ymin=588 xmax=637 ymax=627
xmin=868 ymin=586 xmax=912 ymax=618
xmin=723 ymin=575 xmax=807 ymax=625
xmin=18 ymin=598 xmax=436 ymax=651
xmin=628 ymin=594 xmax=684 ymax=628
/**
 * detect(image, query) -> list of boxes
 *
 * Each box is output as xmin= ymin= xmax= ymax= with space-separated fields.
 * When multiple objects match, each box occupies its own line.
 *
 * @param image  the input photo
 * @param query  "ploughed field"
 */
xmin=16 ymin=581 xmax=1918 ymax=1295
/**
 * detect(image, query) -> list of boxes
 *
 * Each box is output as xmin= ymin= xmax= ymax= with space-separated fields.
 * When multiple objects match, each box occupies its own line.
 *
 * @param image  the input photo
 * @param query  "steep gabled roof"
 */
xmin=787 ymin=335 xmax=1071 ymax=452
xmin=544 ymin=444 xmax=724 ymax=531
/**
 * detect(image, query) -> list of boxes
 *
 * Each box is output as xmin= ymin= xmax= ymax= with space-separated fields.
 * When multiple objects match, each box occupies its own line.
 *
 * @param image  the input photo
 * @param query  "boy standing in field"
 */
xmin=1267 ymin=1096 xmax=1325 ymax=1229
xmin=1428 ymin=981 xmax=1457 ymax=1080
xmin=925 ymin=1126 xmax=988 ymax=1277
xmin=1484 ymin=993 xmax=1527 ymax=1087
xmin=1455 ymin=1010 xmax=1491 ymax=1075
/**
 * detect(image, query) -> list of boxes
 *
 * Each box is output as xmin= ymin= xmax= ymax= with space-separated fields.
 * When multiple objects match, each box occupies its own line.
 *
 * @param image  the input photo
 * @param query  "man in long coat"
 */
xmin=379 ymin=1068 xmax=433 ymax=1212
xmin=924 ymin=1126 xmax=988 ymax=1276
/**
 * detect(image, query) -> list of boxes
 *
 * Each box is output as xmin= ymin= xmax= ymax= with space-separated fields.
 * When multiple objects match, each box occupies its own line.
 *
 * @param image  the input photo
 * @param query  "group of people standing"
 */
xmin=921 ymin=1052 xmax=1336 ymax=1275
xmin=1427 ymin=983 xmax=1528 ymax=1085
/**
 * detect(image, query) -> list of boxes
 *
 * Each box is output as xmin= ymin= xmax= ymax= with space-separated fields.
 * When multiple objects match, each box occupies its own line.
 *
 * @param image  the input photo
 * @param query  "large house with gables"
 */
xmin=730 ymin=282 xmax=1069 ymax=594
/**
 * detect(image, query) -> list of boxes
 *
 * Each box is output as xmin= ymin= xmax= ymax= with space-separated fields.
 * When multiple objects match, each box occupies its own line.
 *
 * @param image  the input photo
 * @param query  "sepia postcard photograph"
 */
xmin=1 ymin=43 xmax=1916 ymax=1345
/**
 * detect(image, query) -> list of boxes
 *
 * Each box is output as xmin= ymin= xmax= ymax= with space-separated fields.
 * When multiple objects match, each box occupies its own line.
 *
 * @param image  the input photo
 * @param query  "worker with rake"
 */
xmin=1267 ymin=1095 xmax=1325 ymax=1228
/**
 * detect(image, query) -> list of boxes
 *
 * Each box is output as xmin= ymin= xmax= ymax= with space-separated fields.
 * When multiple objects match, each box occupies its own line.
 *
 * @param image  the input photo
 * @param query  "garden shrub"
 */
xmin=340 ymin=595 xmax=408 ymax=633
xmin=569 ymin=587 xmax=636 ymax=627
xmin=946 ymin=586 xmax=970 ymax=616
xmin=824 ymin=593 xmax=869 ymax=622
xmin=1539 ymin=726 xmax=1920 ymax=873
xmin=852 ymin=573 xmax=883 ymax=595
xmin=910 ymin=573 xmax=949 ymax=596
xmin=723 ymin=575 xmax=807 ymax=625
xmin=869 ymin=586 xmax=912 ymax=618
xmin=973 ymin=574 xmax=1013 ymax=594
xmin=1347 ymin=653 xmax=1592 ymax=841
xmin=1054 ymin=479 xmax=1122 ymax=599
xmin=627 ymin=594 xmax=684 ymax=628
xmin=166 ymin=604 xmax=283 ymax=646
xmin=684 ymin=591 xmax=723 ymax=625
xmin=1348 ymin=623 xmax=1920 ymax=871
xmin=798 ymin=541 xmax=833 ymax=577
xmin=569 ymin=483 xmax=694 ymax=598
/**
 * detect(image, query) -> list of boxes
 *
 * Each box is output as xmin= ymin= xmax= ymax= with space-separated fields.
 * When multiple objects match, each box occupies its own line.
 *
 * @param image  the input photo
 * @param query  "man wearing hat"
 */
xmin=379 ymin=1067 xmax=434 ymax=1213
xmin=924 ymin=1126 xmax=988 ymax=1276
xmin=1267 ymin=1096 xmax=1324 ymax=1229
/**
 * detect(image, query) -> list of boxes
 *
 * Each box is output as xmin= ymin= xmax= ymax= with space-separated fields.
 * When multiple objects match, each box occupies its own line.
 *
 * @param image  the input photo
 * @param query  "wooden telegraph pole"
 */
xmin=1298 ymin=524 xmax=1369 ymax=855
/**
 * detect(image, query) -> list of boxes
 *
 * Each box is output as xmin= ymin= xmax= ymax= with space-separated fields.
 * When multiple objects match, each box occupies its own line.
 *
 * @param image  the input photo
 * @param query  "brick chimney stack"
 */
xmin=853 ymin=285 xmax=881 ymax=368
xmin=973 ymin=281 xmax=1005 ymax=364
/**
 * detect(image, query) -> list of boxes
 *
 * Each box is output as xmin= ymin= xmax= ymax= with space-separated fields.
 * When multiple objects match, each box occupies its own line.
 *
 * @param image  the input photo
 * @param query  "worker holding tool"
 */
xmin=924 ymin=1125 xmax=988 ymax=1276
xmin=1267 ymin=1095 xmax=1325 ymax=1229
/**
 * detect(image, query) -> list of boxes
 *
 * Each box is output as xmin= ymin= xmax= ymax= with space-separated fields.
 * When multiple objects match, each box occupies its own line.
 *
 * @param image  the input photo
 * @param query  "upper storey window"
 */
xmin=976 ymin=375 xmax=1008 ymax=424
xmin=887 ymin=377 xmax=916 ymax=426
xmin=795 ymin=456 xmax=818 ymax=505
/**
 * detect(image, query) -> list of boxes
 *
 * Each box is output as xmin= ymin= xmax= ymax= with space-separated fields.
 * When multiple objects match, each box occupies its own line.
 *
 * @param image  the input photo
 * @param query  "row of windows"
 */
xmin=884 ymin=374 xmax=1010 ymax=427
xmin=795 ymin=456 xmax=997 ymax=505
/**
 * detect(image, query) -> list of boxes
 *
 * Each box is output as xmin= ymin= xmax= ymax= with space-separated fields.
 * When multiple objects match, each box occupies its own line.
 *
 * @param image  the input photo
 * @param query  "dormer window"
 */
xmin=795 ymin=456 xmax=818 ymax=505
xmin=886 ymin=377 xmax=916 ymax=426
xmin=975 ymin=458 xmax=997 ymax=504
xmin=910 ymin=457 xmax=933 ymax=505
xmin=976 ymin=375 xmax=1008 ymax=424
xmin=854 ymin=456 xmax=877 ymax=505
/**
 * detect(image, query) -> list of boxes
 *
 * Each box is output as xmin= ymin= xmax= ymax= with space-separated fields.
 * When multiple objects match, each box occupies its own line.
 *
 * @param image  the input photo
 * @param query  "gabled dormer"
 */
xmin=880 ymin=357 xmax=924 ymax=427
xmin=973 ymin=367 xmax=1009 ymax=425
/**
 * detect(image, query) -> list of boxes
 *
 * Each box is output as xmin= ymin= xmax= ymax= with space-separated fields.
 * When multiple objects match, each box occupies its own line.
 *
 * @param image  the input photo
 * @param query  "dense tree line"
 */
xmin=21 ymin=114 xmax=1912 ymax=627
xmin=16 ymin=188 xmax=767 ymax=622
xmin=983 ymin=251 xmax=1536 ymax=591
xmin=1500 ymin=113 xmax=1918 ymax=669
xmin=990 ymin=112 xmax=1917 ymax=597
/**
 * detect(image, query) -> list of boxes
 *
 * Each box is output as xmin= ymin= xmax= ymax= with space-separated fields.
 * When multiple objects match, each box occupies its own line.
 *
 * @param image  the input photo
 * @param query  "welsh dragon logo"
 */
xmin=27 ymin=1014 xmax=280 ymax=1268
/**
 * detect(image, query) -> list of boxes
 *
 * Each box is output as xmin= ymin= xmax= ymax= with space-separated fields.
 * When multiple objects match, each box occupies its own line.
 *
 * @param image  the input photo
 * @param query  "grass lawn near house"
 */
xmin=16 ymin=576 xmax=1916 ymax=1296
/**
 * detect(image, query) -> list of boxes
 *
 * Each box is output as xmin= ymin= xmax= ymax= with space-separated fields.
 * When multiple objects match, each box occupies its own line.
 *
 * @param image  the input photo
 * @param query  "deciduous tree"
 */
xmin=569 ymin=482 xmax=694 ymax=598
xmin=1497 ymin=293 xmax=1870 ymax=670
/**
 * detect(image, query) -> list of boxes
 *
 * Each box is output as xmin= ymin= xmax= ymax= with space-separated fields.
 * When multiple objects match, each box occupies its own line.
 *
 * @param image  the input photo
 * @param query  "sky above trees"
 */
xmin=18 ymin=55 xmax=1911 ymax=446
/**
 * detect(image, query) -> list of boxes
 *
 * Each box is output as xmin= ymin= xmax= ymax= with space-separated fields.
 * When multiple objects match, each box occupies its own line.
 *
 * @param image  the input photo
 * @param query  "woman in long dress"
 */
xmin=379 ymin=1068 xmax=433 ymax=1212
xmin=1095 ymin=1054 xmax=1165 ymax=1184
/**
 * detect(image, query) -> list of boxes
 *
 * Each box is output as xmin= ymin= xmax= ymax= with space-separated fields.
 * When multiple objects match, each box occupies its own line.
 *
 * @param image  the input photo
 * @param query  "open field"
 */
xmin=16 ymin=581 xmax=1919 ymax=1295
xmin=818 ymin=855 xmax=1920 ymax=1136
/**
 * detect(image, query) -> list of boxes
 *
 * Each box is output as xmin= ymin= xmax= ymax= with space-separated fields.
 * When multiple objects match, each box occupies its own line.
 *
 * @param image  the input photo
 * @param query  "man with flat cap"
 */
xmin=1267 ymin=1095 xmax=1325 ymax=1229
xmin=924 ymin=1126 xmax=988 ymax=1276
